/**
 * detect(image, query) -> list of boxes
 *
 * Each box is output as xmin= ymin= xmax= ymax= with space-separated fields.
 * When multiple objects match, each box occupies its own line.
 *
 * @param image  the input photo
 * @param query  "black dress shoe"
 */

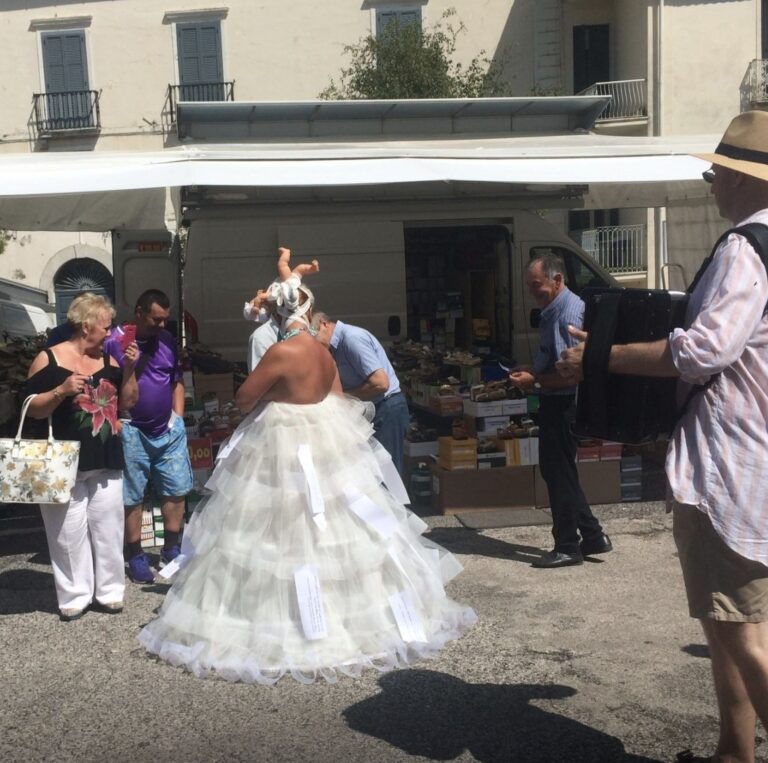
xmin=532 ymin=550 xmax=584 ymax=568
xmin=676 ymin=750 xmax=712 ymax=762
xmin=580 ymin=533 xmax=613 ymax=557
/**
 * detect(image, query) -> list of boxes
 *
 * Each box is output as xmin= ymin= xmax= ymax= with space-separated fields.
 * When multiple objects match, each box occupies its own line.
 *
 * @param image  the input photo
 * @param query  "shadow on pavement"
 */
xmin=0 ymin=568 xmax=58 ymax=616
xmin=425 ymin=526 xmax=547 ymax=564
xmin=0 ymin=528 xmax=47 ymax=558
xmin=344 ymin=669 xmax=662 ymax=763
xmin=681 ymin=643 xmax=710 ymax=659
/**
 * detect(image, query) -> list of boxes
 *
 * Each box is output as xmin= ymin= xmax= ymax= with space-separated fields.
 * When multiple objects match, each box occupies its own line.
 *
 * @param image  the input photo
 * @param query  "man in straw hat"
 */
xmin=557 ymin=111 xmax=768 ymax=762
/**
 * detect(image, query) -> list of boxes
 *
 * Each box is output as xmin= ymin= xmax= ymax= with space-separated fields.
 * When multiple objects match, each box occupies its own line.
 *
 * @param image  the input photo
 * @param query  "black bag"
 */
xmin=574 ymin=223 xmax=768 ymax=444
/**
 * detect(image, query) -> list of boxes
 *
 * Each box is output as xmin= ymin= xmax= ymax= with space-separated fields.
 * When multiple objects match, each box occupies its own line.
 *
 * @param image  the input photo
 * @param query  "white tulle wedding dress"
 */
xmin=138 ymin=393 xmax=476 ymax=685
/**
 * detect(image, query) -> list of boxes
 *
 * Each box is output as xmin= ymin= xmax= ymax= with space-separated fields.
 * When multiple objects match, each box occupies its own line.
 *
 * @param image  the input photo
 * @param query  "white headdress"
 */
xmin=264 ymin=274 xmax=314 ymax=330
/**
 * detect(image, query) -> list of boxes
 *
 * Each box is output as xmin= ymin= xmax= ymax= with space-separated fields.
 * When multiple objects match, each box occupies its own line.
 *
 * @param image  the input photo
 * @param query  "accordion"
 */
xmin=574 ymin=287 xmax=688 ymax=444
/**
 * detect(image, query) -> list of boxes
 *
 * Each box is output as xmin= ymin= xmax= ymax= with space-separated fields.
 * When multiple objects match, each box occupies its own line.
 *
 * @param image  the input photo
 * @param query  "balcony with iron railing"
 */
xmin=577 ymin=224 xmax=646 ymax=274
xmin=29 ymin=90 xmax=101 ymax=140
xmin=165 ymin=80 xmax=235 ymax=125
xmin=578 ymin=79 xmax=648 ymax=122
xmin=742 ymin=59 xmax=768 ymax=109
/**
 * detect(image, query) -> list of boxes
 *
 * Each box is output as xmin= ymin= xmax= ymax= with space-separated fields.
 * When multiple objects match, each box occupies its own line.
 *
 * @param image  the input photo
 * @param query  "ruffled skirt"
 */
xmin=138 ymin=395 xmax=476 ymax=684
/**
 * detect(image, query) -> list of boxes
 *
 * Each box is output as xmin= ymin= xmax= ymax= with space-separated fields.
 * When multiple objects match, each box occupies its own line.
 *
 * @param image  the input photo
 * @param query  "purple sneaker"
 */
xmin=160 ymin=543 xmax=181 ymax=568
xmin=127 ymin=552 xmax=155 ymax=584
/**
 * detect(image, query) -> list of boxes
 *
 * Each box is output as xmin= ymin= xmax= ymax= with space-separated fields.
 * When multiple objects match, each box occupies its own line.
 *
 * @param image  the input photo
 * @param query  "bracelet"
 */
xmin=52 ymin=387 xmax=63 ymax=400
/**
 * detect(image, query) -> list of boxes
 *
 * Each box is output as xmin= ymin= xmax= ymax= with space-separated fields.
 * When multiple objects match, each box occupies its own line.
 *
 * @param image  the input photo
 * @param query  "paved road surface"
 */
xmin=1 ymin=501 xmax=765 ymax=763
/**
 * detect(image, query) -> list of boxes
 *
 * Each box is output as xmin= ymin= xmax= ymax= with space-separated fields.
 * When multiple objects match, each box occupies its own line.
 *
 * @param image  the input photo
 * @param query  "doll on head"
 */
xmin=243 ymin=247 xmax=319 ymax=324
xmin=276 ymin=246 xmax=319 ymax=282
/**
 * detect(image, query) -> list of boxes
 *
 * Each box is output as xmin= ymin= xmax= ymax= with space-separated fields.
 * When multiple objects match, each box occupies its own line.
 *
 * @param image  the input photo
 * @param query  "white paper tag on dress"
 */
xmin=374 ymin=447 xmax=411 ymax=505
xmin=344 ymin=486 xmax=398 ymax=538
xmin=215 ymin=406 xmax=263 ymax=463
xmin=294 ymin=565 xmax=328 ymax=640
xmin=157 ymin=556 xmax=184 ymax=579
xmin=389 ymin=590 xmax=427 ymax=644
xmin=297 ymin=443 xmax=325 ymax=526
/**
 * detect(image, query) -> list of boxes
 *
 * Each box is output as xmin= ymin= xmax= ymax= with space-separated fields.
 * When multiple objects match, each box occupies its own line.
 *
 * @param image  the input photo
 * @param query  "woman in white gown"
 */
xmin=138 ymin=254 xmax=476 ymax=684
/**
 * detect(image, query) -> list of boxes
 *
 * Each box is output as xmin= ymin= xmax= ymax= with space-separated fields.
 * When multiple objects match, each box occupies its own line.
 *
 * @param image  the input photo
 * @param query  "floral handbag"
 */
xmin=0 ymin=394 xmax=80 ymax=505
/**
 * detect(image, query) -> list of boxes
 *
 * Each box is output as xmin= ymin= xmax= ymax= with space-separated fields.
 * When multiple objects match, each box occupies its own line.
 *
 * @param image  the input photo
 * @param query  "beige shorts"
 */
xmin=673 ymin=502 xmax=768 ymax=622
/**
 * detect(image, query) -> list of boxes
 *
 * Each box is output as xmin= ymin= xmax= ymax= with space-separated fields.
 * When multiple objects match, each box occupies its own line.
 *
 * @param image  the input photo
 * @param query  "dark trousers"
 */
xmin=538 ymin=394 xmax=603 ymax=554
xmin=373 ymin=392 xmax=410 ymax=474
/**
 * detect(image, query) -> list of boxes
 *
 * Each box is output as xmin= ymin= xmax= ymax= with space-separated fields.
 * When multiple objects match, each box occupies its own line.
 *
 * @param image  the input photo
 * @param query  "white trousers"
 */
xmin=39 ymin=469 xmax=125 ymax=612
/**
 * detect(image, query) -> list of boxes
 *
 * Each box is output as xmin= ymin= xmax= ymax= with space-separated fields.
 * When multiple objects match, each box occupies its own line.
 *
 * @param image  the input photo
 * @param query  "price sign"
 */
xmin=187 ymin=438 xmax=213 ymax=469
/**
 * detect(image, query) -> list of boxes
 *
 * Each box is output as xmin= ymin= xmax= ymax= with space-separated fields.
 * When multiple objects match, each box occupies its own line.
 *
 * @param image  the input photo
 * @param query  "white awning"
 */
xmin=0 ymin=133 xmax=717 ymax=231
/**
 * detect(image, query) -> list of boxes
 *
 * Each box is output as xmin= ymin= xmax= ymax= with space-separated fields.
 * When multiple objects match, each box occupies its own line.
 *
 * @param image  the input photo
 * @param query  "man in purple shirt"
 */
xmin=106 ymin=289 xmax=192 ymax=584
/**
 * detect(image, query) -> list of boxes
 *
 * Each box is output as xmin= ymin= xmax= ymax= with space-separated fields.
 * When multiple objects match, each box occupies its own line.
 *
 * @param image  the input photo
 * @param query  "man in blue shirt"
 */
xmin=313 ymin=312 xmax=409 ymax=473
xmin=510 ymin=254 xmax=612 ymax=568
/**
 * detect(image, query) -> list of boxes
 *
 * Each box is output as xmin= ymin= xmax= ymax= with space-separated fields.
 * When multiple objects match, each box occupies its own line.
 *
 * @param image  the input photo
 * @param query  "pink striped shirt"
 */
xmin=667 ymin=208 xmax=768 ymax=565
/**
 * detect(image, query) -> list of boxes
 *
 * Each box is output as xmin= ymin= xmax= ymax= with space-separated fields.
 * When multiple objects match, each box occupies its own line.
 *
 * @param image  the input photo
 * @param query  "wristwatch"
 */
xmin=533 ymin=380 xmax=542 ymax=391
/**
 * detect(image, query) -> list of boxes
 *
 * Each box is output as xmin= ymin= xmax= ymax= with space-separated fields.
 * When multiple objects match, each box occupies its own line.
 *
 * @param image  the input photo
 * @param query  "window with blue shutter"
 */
xmin=176 ymin=21 xmax=225 ymax=102
xmin=376 ymin=8 xmax=421 ymax=37
xmin=41 ymin=31 xmax=91 ymax=129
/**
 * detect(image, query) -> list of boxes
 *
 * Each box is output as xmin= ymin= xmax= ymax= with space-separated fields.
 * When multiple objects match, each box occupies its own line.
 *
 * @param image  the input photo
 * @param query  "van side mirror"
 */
xmin=530 ymin=309 xmax=541 ymax=329
xmin=388 ymin=315 xmax=401 ymax=336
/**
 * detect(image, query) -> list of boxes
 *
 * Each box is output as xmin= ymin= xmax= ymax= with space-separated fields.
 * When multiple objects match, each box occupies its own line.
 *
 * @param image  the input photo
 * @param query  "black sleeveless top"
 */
xmin=22 ymin=349 xmax=124 ymax=472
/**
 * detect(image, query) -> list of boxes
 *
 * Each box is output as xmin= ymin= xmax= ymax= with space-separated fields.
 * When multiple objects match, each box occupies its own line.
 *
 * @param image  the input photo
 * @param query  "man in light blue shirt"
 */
xmin=313 ymin=312 xmax=409 ymax=472
xmin=510 ymin=254 xmax=611 ymax=569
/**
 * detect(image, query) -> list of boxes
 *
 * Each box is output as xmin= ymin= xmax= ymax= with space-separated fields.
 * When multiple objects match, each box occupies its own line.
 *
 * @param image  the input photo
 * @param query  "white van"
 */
xmin=112 ymin=205 xmax=617 ymax=366
xmin=0 ymin=298 xmax=56 ymax=340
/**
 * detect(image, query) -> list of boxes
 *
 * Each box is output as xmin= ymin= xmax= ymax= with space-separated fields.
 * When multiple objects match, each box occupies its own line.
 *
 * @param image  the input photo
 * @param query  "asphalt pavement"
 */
xmin=1 ymin=500 xmax=765 ymax=763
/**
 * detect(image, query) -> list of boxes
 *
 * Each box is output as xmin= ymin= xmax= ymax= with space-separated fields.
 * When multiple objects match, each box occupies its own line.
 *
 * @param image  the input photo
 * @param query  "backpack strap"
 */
xmin=687 ymin=223 xmax=768 ymax=296
xmin=677 ymin=222 xmax=768 ymax=421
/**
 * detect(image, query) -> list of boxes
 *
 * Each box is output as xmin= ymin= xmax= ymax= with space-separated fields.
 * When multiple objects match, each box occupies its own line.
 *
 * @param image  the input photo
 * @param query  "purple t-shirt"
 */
xmin=106 ymin=327 xmax=182 ymax=438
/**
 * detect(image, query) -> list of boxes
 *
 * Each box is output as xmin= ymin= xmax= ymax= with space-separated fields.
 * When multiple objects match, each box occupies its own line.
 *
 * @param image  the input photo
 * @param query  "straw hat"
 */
xmin=694 ymin=110 xmax=768 ymax=182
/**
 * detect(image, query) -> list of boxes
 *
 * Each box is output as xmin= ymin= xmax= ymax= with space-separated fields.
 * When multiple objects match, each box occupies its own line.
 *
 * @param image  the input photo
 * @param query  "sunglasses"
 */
xmin=702 ymin=168 xmax=715 ymax=184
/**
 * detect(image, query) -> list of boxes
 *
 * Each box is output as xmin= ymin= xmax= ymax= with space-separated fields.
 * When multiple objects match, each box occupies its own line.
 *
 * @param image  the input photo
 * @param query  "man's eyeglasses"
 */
xmin=702 ymin=169 xmax=715 ymax=184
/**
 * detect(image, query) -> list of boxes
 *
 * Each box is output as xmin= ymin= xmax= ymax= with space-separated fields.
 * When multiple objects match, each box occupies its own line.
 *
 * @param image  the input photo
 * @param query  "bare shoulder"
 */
xmin=28 ymin=349 xmax=51 ymax=376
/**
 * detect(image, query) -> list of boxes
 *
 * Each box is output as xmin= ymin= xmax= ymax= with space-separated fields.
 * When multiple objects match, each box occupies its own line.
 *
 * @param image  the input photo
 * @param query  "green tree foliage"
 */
xmin=320 ymin=9 xmax=508 ymax=100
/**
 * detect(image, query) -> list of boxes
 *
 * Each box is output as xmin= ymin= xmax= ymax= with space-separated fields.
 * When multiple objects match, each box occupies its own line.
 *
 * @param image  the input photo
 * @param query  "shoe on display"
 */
xmin=160 ymin=543 xmax=181 ymax=568
xmin=532 ymin=550 xmax=584 ymax=569
xmin=580 ymin=533 xmax=613 ymax=557
xmin=127 ymin=552 xmax=155 ymax=583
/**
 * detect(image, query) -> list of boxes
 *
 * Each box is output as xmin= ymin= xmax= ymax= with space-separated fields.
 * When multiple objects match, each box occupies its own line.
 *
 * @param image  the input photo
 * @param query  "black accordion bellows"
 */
xmin=574 ymin=288 xmax=688 ymax=444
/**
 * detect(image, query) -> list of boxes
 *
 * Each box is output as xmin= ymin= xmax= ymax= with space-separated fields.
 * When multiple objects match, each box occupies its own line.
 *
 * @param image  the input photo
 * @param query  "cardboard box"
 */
xmin=404 ymin=440 xmax=439 ymax=458
xmin=431 ymin=463 xmax=536 ymax=514
xmin=600 ymin=441 xmax=624 ymax=461
xmin=534 ymin=461 xmax=621 ymax=507
xmin=438 ymin=437 xmax=477 ymax=457
xmin=462 ymin=414 xmax=509 ymax=437
xmin=620 ymin=455 xmax=643 ymax=473
xmin=430 ymin=395 xmax=464 ymax=416
xmin=576 ymin=445 xmax=601 ymax=462
xmin=501 ymin=399 xmax=528 ymax=416
xmin=463 ymin=399 xmax=504 ymax=417
xmin=194 ymin=372 xmax=234 ymax=406
xmin=503 ymin=437 xmax=539 ymax=466
xmin=477 ymin=452 xmax=507 ymax=469
xmin=439 ymin=458 xmax=477 ymax=470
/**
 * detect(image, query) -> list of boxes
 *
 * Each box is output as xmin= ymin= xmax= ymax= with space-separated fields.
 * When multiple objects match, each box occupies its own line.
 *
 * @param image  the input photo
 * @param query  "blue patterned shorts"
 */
xmin=121 ymin=418 xmax=193 ymax=506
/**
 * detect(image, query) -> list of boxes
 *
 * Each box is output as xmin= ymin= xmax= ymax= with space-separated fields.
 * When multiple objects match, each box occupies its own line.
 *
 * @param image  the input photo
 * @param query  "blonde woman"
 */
xmin=23 ymin=293 xmax=139 ymax=621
